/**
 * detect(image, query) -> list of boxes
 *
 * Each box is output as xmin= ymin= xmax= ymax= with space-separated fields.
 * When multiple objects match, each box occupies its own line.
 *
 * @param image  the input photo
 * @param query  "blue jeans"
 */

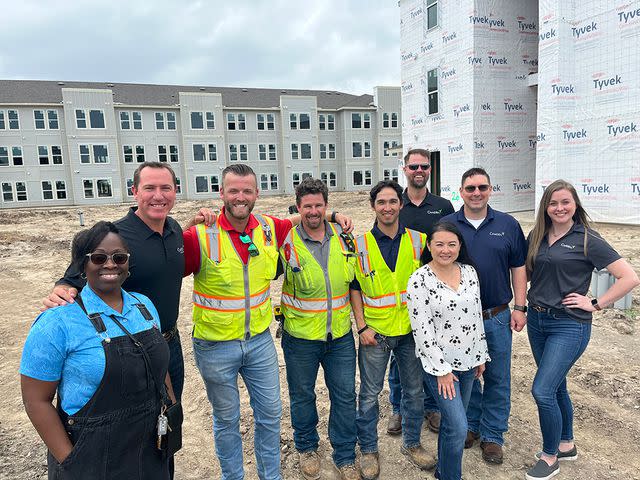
xmin=282 ymin=331 xmax=357 ymax=467
xmin=465 ymin=308 xmax=512 ymax=445
xmin=357 ymin=333 xmax=424 ymax=452
xmin=424 ymin=368 xmax=475 ymax=480
xmin=389 ymin=355 xmax=439 ymax=414
xmin=193 ymin=329 xmax=282 ymax=480
xmin=527 ymin=309 xmax=591 ymax=456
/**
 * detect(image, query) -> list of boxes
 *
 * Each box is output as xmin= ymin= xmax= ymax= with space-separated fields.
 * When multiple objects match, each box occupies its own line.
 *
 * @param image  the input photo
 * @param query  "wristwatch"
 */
xmin=591 ymin=298 xmax=602 ymax=311
xmin=513 ymin=304 xmax=527 ymax=313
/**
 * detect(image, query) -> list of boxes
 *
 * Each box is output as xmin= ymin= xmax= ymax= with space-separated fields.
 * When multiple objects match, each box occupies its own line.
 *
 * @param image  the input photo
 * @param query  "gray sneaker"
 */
xmin=525 ymin=459 xmax=559 ymax=480
xmin=535 ymin=445 xmax=577 ymax=462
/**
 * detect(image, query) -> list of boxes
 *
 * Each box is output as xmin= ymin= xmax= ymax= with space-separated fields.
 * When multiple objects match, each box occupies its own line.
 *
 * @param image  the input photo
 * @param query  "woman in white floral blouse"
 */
xmin=407 ymin=221 xmax=490 ymax=480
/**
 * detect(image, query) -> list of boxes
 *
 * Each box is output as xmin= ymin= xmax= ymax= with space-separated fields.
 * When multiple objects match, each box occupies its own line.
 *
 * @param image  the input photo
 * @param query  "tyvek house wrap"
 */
xmin=400 ymin=0 xmax=538 ymax=212
xmin=536 ymin=0 xmax=640 ymax=225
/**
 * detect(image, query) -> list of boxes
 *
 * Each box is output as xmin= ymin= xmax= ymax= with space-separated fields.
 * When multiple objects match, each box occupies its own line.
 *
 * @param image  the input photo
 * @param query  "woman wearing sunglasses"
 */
xmin=20 ymin=221 xmax=174 ymax=480
xmin=524 ymin=180 xmax=639 ymax=480
xmin=407 ymin=221 xmax=489 ymax=480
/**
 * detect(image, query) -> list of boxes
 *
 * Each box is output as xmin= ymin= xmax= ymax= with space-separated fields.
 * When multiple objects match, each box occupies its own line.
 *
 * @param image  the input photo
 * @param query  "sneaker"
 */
xmin=387 ymin=413 xmax=402 ymax=435
xmin=338 ymin=463 xmax=361 ymax=480
xmin=425 ymin=411 xmax=441 ymax=433
xmin=299 ymin=450 xmax=321 ymax=480
xmin=480 ymin=441 xmax=504 ymax=465
xmin=464 ymin=431 xmax=479 ymax=449
xmin=359 ymin=452 xmax=380 ymax=480
xmin=400 ymin=445 xmax=437 ymax=471
xmin=525 ymin=459 xmax=560 ymax=480
xmin=535 ymin=445 xmax=577 ymax=462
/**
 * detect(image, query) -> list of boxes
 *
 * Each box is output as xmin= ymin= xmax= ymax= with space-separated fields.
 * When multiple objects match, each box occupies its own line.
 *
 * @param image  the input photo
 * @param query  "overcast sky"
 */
xmin=0 ymin=0 xmax=401 ymax=95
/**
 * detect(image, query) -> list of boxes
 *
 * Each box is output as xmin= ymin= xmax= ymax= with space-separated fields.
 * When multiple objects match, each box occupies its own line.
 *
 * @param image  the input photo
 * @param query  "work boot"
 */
xmin=338 ymin=463 xmax=361 ymax=480
xmin=400 ymin=445 xmax=437 ymax=470
xmin=480 ymin=442 xmax=504 ymax=465
xmin=465 ymin=431 xmax=480 ymax=449
xmin=299 ymin=450 xmax=321 ymax=479
xmin=359 ymin=452 xmax=380 ymax=480
xmin=425 ymin=411 xmax=441 ymax=433
xmin=386 ymin=413 xmax=402 ymax=435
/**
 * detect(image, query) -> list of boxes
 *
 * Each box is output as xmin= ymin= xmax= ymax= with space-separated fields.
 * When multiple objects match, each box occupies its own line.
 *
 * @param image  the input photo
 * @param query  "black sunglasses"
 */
xmin=463 ymin=184 xmax=491 ymax=193
xmin=239 ymin=233 xmax=260 ymax=257
xmin=86 ymin=252 xmax=130 ymax=265
xmin=407 ymin=164 xmax=431 ymax=171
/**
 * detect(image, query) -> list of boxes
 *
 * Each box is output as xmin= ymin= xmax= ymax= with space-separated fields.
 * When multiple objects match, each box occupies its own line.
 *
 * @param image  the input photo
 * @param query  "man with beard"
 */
xmin=279 ymin=178 xmax=359 ymax=480
xmin=182 ymin=165 xmax=352 ymax=480
xmin=387 ymin=149 xmax=454 ymax=436
xmin=351 ymin=180 xmax=433 ymax=480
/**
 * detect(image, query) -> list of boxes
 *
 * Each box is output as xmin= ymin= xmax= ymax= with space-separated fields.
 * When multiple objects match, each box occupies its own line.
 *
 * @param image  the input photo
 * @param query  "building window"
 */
xmin=157 ymin=145 xmax=178 ymax=163
xmin=38 ymin=146 xmax=49 ymax=165
xmin=260 ymin=173 xmax=279 ymax=191
xmin=167 ymin=112 xmax=177 ymax=130
xmin=352 ymin=142 xmax=362 ymax=158
xmin=12 ymin=146 xmax=23 ymax=165
xmin=363 ymin=113 xmax=371 ymax=129
xmin=206 ymin=112 xmax=215 ymax=129
xmin=41 ymin=181 xmax=54 ymax=200
xmin=289 ymin=113 xmax=310 ymax=130
xmin=34 ymin=110 xmax=46 ymax=129
xmin=383 ymin=140 xmax=399 ymax=156
xmin=51 ymin=146 xmax=63 ymax=164
xmin=427 ymin=0 xmax=438 ymax=29
xmin=353 ymin=169 xmax=373 ymax=186
xmin=155 ymin=112 xmax=165 ymax=130
xmin=2 ymin=182 xmax=27 ymax=201
xmin=289 ymin=113 xmax=297 ymax=130
xmin=0 ymin=111 xmax=5 ymax=129
xmin=132 ymin=111 xmax=143 ymax=129
xmin=1 ymin=182 xmax=13 ymax=201
xmin=383 ymin=168 xmax=399 ymax=182
xmin=321 ymin=171 xmax=337 ymax=188
xmin=120 ymin=111 xmax=130 ymax=129
xmin=227 ymin=113 xmax=246 ymax=130
xmin=191 ymin=112 xmax=204 ymax=129
xmin=195 ymin=175 xmax=220 ymax=193
xmin=291 ymin=143 xmax=312 ymax=160
xmin=259 ymin=144 xmax=277 ymax=161
xmin=237 ymin=113 xmax=246 ymax=130
xmin=428 ymin=69 xmax=439 ymax=115
xmin=364 ymin=142 xmax=371 ymax=157
xmin=228 ymin=144 xmax=248 ymax=162
xmin=320 ymin=143 xmax=336 ymax=160
xmin=55 ymin=180 xmax=67 ymax=199
xmin=79 ymin=144 xmax=109 ymax=164
xmin=122 ymin=145 xmax=143 ymax=163
xmin=158 ymin=145 xmax=168 ymax=162
xmin=383 ymin=113 xmax=389 ymax=128
xmin=175 ymin=177 xmax=181 ymax=194
xmin=299 ymin=113 xmax=310 ymax=129
xmin=83 ymin=178 xmax=113 ymax=199
xmin=170 ymin=145 xmax=179 ymax=162
xmin=0 ymin=147 xmax=8 ymax=166
xmin=257 ymin=113 xmax=275 ymax=130
xmin=319 ymin=113 xmax=336 ymax=130
xmin=16 ymin=182 xmax=27 ymax=201
xmin=391 ymin=113 xmax=398 ymax=128
xmin=89 ymin=110 xmax=105 ymax=129
xmin=292 ymin=172 xmax=312 ymax=188
xmin=126 ymin=179 xmax=134 ymax=197
xmin=351 ymin=113 xmax=362 ymax=129
xmin=48 ymin=110 xmax=59 ymax=129
xmin=123 ymin=145 xmax=134 ymax=163
xmin=8 ymin=110 xmax=19 ymax=130
xmin=193 ymin=143 xmax=216 ymax=162
xmin=383 ymin=113 xmax=398 ymax=129
xmin=76 ymin=109 xmax=87 ymax=128
xmin=227 ymin=113 xmax=236 ymax=130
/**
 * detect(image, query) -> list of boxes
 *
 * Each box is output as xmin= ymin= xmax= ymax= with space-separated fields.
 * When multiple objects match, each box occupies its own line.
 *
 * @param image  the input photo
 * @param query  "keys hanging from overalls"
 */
xmin=157 ymin=406 xmax=168 ymax=449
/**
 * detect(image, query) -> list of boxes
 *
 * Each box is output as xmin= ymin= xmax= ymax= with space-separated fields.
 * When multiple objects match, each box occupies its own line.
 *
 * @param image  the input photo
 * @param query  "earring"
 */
xmin=126 ymin=271 xmax=131 ymax=278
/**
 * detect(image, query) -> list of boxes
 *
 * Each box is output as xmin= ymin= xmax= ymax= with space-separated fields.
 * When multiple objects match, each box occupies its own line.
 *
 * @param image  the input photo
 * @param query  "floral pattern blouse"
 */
xmin=407 ymin=262 xmax=490 ymax=376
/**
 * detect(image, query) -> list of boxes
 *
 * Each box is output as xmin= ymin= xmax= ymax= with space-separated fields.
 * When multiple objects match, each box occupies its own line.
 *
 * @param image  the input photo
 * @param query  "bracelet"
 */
xmin=357 ymin=325 xmax=369 ymax=335
xmin=331 ymin=211 xmax=338 ymax=223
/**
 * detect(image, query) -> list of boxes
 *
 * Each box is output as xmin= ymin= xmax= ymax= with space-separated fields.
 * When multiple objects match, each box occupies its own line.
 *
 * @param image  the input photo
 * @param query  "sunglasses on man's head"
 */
xmin=86 ymin=252 xmax=130 ymax=265
xmin=463 ymin=184 xmax=491 ymax=193
xmin=239 ymin=233 xmax=260 ymax=257
xmin=407 ymin=164 xmax=431 ymax=171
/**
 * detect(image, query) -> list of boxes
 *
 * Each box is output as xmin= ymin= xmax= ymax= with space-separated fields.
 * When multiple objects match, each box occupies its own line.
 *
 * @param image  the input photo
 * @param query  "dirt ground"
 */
xmin=1 ymin=191 xmax=639 ymax=480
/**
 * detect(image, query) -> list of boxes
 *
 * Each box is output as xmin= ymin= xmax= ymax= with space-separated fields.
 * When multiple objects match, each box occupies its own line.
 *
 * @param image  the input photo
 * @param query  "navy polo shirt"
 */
xmin=399 ymin=189 xmax=454 ymax=236
xmin=442 ymin=206 xmax=527 ymax=310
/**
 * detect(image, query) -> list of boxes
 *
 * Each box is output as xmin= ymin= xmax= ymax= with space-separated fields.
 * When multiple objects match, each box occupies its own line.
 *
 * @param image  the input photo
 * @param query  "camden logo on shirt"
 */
xmin=426 ymin=209 xmax=443 ymax=215
xmin=489 ymin=231 xmax=505 ymax=237
xmin=177 ymin=246 xmax=184 ymax=254
xmin=560 ymin=243 xmax=576 ymax=250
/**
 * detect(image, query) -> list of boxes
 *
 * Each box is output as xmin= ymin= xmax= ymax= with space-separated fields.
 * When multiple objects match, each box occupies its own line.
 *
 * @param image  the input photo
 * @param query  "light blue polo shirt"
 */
xmin=20 ymin=285 xmax=160 ymax=415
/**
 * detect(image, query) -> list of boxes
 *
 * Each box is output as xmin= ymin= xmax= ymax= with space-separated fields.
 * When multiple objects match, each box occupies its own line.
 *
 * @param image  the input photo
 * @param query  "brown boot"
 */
xmin=480 ymin=442 xmax=504 ymax=465
xmin=425 ymin=411 xmax=441 ymax=433
xmin=400 ymin=445 xmax=437 ymax=471
xmin=299 ymin=450 xmax=321 ymax=479
xmin=338 ymin=463 xmax=361 ymax=480
xmin=465 ymin=431 xmax=480 ymax=449
xmin=359 ymin=452 xmax=380 ymax=480
xmin=386 ymin=413 xmax=402 ymax=435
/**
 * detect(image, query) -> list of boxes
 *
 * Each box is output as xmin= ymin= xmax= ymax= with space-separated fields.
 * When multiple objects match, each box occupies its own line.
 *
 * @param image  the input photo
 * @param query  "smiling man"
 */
xmin=442 ymin=167 xmax=528 ymax=465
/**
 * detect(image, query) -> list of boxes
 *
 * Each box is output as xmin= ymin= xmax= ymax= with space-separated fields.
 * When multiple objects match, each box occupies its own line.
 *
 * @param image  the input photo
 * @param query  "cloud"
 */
xmin=0 ymin=0 xmax=400 ymax=94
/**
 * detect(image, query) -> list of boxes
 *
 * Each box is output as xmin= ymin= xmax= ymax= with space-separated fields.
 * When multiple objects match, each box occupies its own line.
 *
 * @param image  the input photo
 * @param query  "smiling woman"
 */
xmin=20 ymin=221 xmax=175 ymax=480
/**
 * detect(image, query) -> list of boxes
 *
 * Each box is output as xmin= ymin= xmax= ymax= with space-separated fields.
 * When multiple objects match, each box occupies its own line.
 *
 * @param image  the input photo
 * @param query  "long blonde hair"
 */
xmin=526 ymin=180 xmax=591 ymax=273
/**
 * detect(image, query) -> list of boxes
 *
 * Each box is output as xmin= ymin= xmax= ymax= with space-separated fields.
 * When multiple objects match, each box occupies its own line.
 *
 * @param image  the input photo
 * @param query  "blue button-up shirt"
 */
xmin=442 ymin=206 xmax=527 ymax=309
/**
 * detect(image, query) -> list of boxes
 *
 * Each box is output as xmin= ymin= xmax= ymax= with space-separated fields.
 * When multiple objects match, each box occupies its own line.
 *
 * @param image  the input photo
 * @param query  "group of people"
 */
xmin=19 ymin=149 xmax=639 ymax=480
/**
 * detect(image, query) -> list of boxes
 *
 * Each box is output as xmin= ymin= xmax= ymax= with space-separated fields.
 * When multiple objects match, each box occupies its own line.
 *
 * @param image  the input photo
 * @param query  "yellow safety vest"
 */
xmin=192 ymin=214 xmax=279 ymax=341
xmin=280 ymin=224 xmax=355 ymax=341
xmin=354 ymin=228 xmax=425 ymax=336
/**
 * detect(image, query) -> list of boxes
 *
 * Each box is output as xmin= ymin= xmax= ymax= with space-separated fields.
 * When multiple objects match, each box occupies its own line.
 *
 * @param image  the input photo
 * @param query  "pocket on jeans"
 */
xmin=192 ymin=337 xmax=220 ymax=351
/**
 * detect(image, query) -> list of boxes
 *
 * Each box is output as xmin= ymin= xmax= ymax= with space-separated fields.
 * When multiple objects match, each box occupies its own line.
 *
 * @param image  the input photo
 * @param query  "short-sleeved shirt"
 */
xmin=399 ymin=189 xmax=455 ymax=236
xmin=443 ymin=206 xmax=527 ymax=310
xmin=183 ymin=210 xmax=293 ymax=275
xmin=58 ymin=207 xmax=184 ymax=333
xmin=527 ymin=222 xmax=621 ymax=322
xmin=20 ymin=285 xmax=161 ymax=415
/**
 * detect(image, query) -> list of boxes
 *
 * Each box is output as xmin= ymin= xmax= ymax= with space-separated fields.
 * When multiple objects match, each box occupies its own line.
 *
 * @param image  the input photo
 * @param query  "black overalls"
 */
xmin=48 ymin=310 xmax=170 ymax=480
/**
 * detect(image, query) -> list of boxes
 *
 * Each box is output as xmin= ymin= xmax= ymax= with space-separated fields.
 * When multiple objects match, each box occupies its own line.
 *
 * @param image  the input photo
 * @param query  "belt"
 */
xmin=163 ymin=325 xmax=178 ymax=341
xmin=530 ymin=304 xmax=567 ymax=316
xmin=482 ymin=304 xmax=509 ymax=320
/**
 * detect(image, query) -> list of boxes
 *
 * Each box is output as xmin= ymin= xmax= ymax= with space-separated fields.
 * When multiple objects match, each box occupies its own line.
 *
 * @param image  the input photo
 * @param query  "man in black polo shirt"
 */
xmin=387 ymin=148 xmax=454 ymax=436
xmin=442 ymin=167 xmax=528 ymax=465
xmin=43 ymin=162 xmax=187 ymax=402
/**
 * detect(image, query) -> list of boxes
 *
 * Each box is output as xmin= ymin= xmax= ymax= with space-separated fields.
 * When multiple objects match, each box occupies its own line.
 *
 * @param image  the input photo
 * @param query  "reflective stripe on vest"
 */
xmin=281 ymin=291 xmax=350 ymax=313
xmin=407 ymin=228 xmax=422 ymax=260
xmin=355 ymin=234 xmax=372 ymax=275
xmin=204 ymin=213 xmax=273 ymax=263
xmin=193 ymin=286 xmax=271 ymax=312
xmin=362 ymin=291 xmax=408 ymax=309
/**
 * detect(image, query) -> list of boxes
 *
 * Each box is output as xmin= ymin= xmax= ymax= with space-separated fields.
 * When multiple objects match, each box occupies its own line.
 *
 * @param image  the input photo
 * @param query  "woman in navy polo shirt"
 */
xmin=524 ymin=180 xmax=639 ymax=480
xmin=20 ymin=221 xmax=174 ymax=480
